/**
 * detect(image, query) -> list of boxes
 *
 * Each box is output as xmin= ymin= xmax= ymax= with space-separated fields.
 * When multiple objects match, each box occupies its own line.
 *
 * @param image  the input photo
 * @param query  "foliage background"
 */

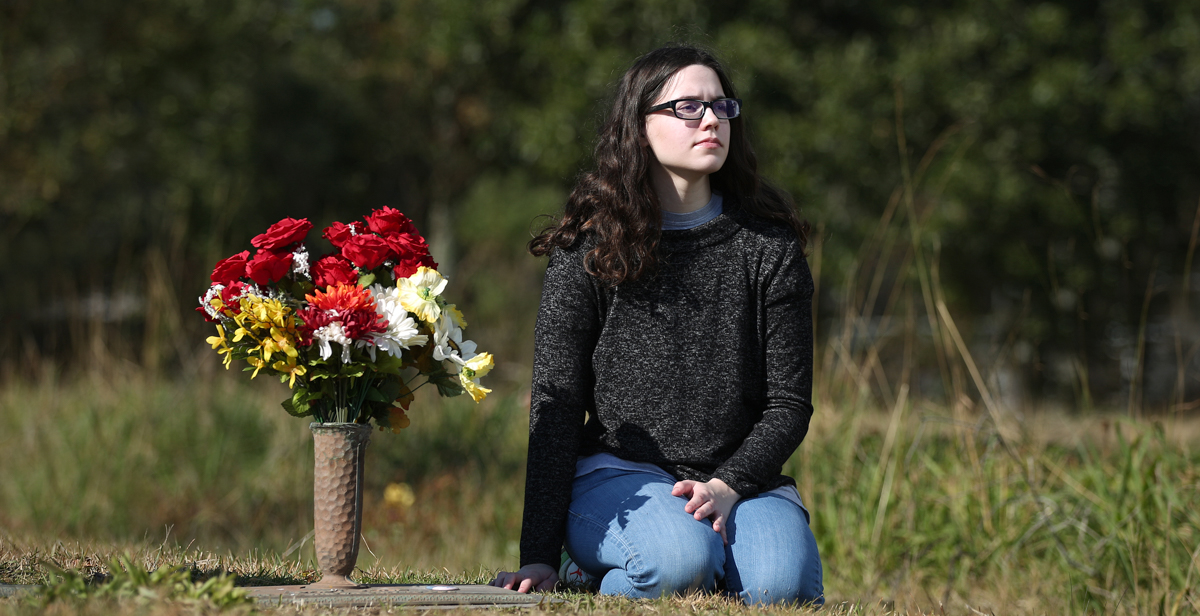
xmin=3 ymin=0 xmax=1200 ymax=409
xmin=4 ymin=2 xmax=1200 ymax=612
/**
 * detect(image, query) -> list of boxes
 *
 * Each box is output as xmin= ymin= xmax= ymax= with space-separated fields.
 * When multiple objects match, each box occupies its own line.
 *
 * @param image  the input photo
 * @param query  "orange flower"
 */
xmin=306 ymin=283 xmax=377 ymax=313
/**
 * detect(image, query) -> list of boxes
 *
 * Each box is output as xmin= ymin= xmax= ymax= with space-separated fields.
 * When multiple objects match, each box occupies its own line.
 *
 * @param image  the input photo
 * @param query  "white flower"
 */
xmin=431 ymin=312 xmax=460 ymax=361
xmin=312 ymin=322 xmax=353 ymax=363
xmin=429 ymin=311 xmax=479 ymax=375
xmin=397 ymin=266 xmax=447 ymax=323
xmin=368 ymin=284 xmax=430 ymax=358
xmin=291 ymin=245 xmax=310 ymax=278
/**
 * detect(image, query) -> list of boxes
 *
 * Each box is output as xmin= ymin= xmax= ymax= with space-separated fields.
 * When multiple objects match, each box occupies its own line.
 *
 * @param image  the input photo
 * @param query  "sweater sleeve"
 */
xmin=519 ymin=247 xmax=601 ymax=568
xmin=712 ymin=238 xmax=815 ymax=496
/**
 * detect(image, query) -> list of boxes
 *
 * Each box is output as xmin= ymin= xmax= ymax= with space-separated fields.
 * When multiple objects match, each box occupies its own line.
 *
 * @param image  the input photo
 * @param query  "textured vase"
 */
xmin=309 ymin=422 xmax=372 ymax=589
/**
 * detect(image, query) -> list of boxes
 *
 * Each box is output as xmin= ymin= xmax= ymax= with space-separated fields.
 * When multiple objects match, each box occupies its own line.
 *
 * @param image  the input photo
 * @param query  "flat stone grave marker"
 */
xmin=244 ymin=583 xmax=562 ymax=608
xmin=3 ymin=582 xmax=561 ymax=609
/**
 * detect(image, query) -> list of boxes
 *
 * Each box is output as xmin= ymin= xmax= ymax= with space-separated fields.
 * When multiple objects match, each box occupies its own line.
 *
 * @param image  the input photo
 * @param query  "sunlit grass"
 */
xmin=1 ymin=373 xmax=1198 ymax=614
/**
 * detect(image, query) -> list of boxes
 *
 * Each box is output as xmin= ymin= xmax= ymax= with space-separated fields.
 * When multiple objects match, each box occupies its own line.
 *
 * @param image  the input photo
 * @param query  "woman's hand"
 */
xmin=489 ymin=563 xmax=559 ymax=593
xmin=672 ymin=477 xmax=741 ymax=544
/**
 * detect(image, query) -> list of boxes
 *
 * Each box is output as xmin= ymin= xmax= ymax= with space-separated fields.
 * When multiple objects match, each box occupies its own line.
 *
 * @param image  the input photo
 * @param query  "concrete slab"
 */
xmin=0 ymin=584 xmax=37 ymax=598
xmin=244 ymin=583 xmax=562 ymax=608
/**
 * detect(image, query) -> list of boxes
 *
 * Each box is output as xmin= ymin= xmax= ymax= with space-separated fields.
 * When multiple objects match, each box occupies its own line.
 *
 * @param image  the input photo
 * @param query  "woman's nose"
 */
xmin=699 ymin=105 xmax=721 ymax=129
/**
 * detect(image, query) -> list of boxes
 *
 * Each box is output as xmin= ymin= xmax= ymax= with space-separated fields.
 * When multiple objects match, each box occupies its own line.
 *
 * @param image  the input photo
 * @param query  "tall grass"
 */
xmin=2 ymin=369 xmax=1197 ymax=614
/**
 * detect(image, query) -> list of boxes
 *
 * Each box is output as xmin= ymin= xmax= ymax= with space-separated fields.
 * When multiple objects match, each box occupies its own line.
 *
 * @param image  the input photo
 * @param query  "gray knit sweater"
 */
xmin=519 ymin=202 xmax=815 ymax=568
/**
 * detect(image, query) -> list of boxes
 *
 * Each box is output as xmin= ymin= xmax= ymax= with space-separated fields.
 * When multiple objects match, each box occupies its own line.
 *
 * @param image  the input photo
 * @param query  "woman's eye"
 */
xmin=676 ymin=102 xmax=702 ymax=114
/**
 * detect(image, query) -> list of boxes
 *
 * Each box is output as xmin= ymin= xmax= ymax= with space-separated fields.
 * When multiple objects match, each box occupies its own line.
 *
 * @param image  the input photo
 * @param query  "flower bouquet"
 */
xmin=198 ymin=206 xmax=491 ymax=588
xmin=199 ymin=206 xmax=492 ymax=429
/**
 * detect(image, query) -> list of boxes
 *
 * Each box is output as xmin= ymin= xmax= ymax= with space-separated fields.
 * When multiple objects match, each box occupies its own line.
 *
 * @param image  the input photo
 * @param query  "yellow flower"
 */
xmin=272 ymin=358 xmax=307 ymax=388
xmin=459 ymin=352 xmax=494 ymax=402
xmin=445 ymin=303 xmax=467 ymax=329
xmin=383 ymin=482 xmax=415 ymax=508
xmin=206 ymin=324 xmax=233 ymax=368
xmin=397 ymin=266 xmax=447 ymax=323
xmin=230 ymin=294 xmax=304 ymax=381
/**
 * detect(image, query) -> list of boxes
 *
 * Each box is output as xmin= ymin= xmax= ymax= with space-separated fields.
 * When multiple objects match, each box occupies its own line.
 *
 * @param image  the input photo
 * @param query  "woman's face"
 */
xmin=642 ymin=64 xmax=731 ymax=184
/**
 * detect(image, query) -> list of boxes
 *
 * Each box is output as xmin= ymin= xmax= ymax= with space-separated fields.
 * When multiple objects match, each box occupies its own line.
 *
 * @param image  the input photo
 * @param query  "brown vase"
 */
xmin=309 ymin=422 xmax=372 ymax=589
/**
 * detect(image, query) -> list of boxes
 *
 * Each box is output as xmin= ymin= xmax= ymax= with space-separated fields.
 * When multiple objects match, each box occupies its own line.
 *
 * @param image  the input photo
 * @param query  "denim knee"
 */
xmin=624 ymin=531 xmax=725 ymax=597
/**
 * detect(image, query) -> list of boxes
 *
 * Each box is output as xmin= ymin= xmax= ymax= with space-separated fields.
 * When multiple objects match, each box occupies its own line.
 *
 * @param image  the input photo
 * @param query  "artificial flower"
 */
xmin=245 ymin=249 xmax=293 ymax=285
xmin=365 ymin=206 xmax=419 ymax=236
xmin=200 ymin=206 xmax=492 ymax=428
xmin=392 ymin=251 xmax=438 ymax=279
xmin=322 ymin=220 xmax=363 ymax=248
xmin=301 ymin=283 xmax=388 ymax=361
xmin=251 ymin=217 xmax=313 ymax=251
xmin=290 ymin=245 xmax=310 ymax=278
xmin=206 ymin=324 xmax=233 ymax=368
xmin=397 ymin=266 xmax=446 ymax=323
xmin=211 ymin=251 xmax=250 ymax=286
xmin=311 ymin=255 xmax=358 ymax=288
xmin=445 ymin=303 xmax=467 ymax=329
xmin=341 ymin=234 xmax=393 ymax=270
xmin=459 ymin=352 xmax=494 ymax=402
xmin=370 ymin=284 xmax=429 ymax=358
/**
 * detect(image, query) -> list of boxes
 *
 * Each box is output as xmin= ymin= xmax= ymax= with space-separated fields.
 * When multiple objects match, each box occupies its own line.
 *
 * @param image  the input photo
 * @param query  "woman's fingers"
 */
xmin=672 ymin=480 xmax=696 ymax=497
xmin=713 ymin=515 xmax=729 ymax=544
xmin=489 ymin=564 xmax=558 ymax=593
xmin=685 ymin=490 xmax=709 ymax=514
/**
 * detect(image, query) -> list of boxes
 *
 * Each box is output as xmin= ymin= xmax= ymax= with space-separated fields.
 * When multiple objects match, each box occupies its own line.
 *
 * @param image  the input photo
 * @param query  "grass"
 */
xmin=2 ymin=370 xmax=1198 ymax=615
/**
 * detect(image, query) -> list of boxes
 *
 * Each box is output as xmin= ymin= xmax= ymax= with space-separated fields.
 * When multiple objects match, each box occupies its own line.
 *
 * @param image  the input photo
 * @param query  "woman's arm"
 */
xmin=711 ymin=237 xmax=815 ymax=496
xmin=518 ymin=247 xmax=604 ymax=569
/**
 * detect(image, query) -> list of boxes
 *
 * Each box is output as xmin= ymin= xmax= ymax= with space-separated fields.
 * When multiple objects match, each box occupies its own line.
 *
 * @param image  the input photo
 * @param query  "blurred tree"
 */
xmin=2 ymin=0 xmax=1198 ymax=408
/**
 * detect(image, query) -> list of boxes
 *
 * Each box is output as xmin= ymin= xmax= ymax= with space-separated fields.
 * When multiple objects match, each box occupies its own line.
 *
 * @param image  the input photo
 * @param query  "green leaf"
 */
xmin=337 ymin=364 xmax=366 ymax=377
xmin=435 ymin=377 xmax=464 ymax=397
xmin=364 ymin=386 xmax=389 ymax=403
xmin=282 ymin=390 xmax=313 ymax=417
xmin=358 ymin=272 xmax=376 ymax=287
xmin=377 ymin=376 xmax=404 ymax=402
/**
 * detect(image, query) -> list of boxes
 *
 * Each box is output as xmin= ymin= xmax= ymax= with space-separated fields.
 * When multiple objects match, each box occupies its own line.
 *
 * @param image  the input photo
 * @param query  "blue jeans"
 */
xmin=564 ymin=467 xmax=824 ymax=606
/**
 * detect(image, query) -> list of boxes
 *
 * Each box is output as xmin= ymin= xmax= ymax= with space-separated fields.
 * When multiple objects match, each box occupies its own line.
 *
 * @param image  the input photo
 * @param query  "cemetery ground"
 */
xmin=1 ymin=372 xmax=1197 ymax=615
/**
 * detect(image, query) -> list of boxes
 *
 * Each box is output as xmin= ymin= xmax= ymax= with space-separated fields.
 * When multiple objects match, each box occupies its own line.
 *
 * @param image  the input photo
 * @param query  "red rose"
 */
xmin=365 ymin=206 xmax=418 ymax=236
xmin=311 ymin=255 xmax=358 ymax=288
xmin=211 ymin=250 xmax=250 ymax=286
xmin=322 ymin=221 xmax=364 ymax=248
xmin=340 ymin=234 xmax=392 ymax=270
xmin=381 ymin=230 xmax=430 ymax=260
xmin=393 ymin=252 xmax=438 ymax=279
xmin=218 ymin=280 xmax=248 ymax=314
xmin=245 ymin=249 xmax=294 ymax=285
xmin=220 ymin=281 xmax=247 ymax=307
xmin=251 ymin=217 xmax=312 ymax=251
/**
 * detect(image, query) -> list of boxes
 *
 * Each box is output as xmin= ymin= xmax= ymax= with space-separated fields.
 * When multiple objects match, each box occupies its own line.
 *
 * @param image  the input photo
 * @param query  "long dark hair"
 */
xmin=529 ymin=44 xmax=809 ymax=286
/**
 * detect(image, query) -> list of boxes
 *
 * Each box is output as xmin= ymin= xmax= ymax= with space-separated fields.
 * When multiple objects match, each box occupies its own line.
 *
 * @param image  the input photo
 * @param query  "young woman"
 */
xmin=490 ymin=44 xmax=823 ymax=606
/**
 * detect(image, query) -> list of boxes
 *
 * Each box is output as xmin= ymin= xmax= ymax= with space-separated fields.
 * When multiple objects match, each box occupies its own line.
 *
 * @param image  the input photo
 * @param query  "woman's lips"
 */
xmin=695 ymin=138 xmax=722 ymax=149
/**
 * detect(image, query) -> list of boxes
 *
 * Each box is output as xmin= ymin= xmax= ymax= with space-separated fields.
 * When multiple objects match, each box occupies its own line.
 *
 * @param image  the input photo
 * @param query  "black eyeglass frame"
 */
xmin=646 ymin=98 xmax=743 ymax=120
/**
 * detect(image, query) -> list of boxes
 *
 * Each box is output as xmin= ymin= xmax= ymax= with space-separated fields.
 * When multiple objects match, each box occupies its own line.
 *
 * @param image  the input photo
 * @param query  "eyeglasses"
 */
xmin=647 ymin=98 xmax=742 ymax=120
